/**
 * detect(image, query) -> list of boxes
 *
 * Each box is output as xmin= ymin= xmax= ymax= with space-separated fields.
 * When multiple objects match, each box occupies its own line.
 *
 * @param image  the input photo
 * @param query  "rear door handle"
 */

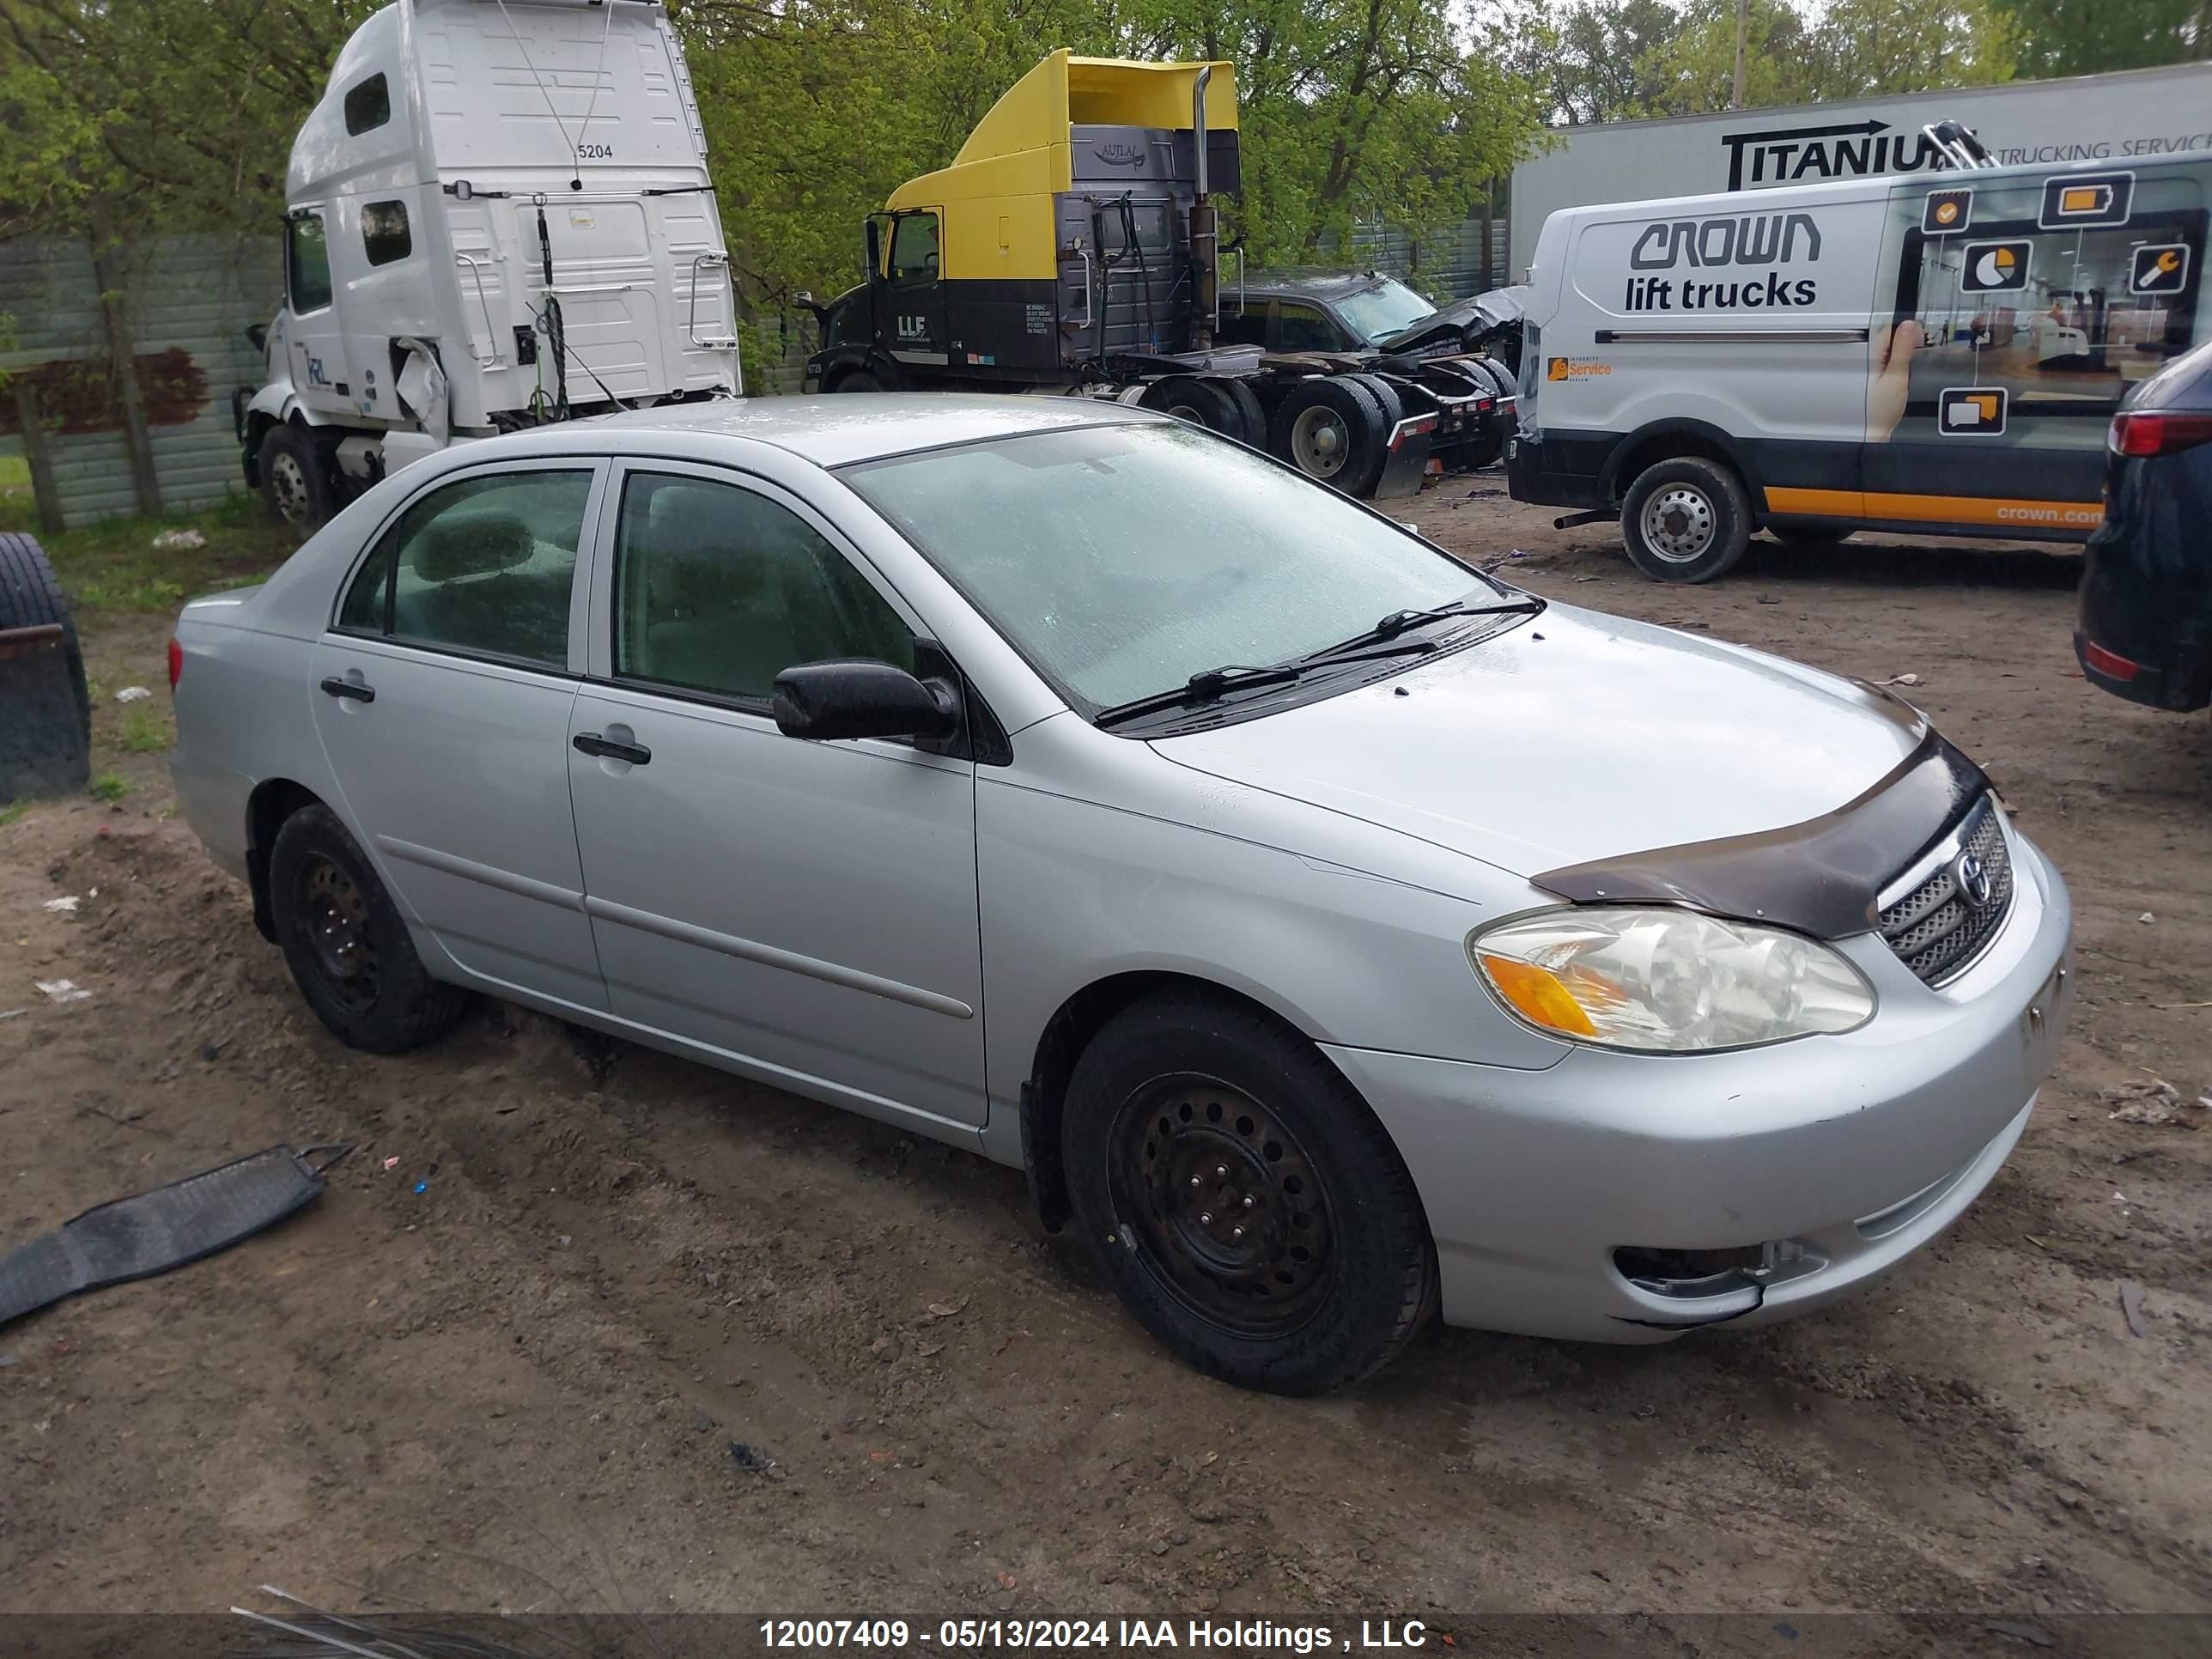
xmin=574 ymin=732 xmax=652 ymax=765
xmin=319 ymin=676 xmax=374 ymax=703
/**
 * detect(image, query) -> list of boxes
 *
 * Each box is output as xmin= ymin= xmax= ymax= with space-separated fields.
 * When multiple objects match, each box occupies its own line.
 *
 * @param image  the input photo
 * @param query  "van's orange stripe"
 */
xmin=1764 ymin=486 xmax=2104 ymax=532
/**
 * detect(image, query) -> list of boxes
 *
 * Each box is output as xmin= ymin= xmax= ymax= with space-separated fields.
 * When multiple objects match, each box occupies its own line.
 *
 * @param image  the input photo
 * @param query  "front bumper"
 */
xmin=1324 ymin=828 xmax=2073 ymax=1344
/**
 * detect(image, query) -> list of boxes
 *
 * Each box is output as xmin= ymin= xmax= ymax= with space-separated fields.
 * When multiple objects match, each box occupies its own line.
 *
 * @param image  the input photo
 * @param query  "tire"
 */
xmin=1347 ymin=372 xmax=1406 ymax=432
xmin=1207 ymin=375 xmax=1267 ymax=447
xmin=1770 ymin=523 xmax=1854 ymax=548
xmin=1061 ymin=990 xmax=1437 ymax=1395
xmin=1267 ymin=376 xmax=1390 ymax=497
xmin=0 ymin=532 xmax=92 ymax=803
xmin=1620 ymin=456 xmax=1753 ymax=584
xmin=1139 ymin=374 xmax=1240 ymax=435
xmin=258 ymin=424 xmax=337 ymax=532
xmin=268 ymin=802 xmax=469 ymax=1054
xmin=832 ymin=368 xmax=890 ymax=393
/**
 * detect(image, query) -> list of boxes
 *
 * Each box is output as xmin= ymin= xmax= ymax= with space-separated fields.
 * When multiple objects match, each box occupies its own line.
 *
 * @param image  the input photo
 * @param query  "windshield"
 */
xmin=842 ymin=422 xmax=1496 ymax=714
xmin=1335 ymin=279 xmax=1435 ymax=344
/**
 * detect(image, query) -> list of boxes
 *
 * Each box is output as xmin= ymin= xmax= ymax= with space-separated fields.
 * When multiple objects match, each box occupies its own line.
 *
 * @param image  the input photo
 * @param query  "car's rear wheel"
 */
xmin=269 ymin=803 xmax=468 ymax=1054
xmin=1062 ymin=990 xmax=1436 ymax=1394
xmin=1620 ymin=456 xmax=1752 ymax=583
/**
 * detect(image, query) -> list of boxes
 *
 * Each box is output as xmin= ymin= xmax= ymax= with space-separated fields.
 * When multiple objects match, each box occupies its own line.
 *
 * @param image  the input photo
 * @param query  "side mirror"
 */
xmin=772 ymin=659 xmax=959 ymax=743
xmin=246 ymin=322 xmax=269 ymax=353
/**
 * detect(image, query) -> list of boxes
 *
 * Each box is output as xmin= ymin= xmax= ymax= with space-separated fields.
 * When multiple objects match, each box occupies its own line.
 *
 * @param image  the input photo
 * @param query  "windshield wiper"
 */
xmin=1311 ymin=595 xmax=1545 ymax=661
xmin=1093 ymin=641 xmax=1440 ymax=729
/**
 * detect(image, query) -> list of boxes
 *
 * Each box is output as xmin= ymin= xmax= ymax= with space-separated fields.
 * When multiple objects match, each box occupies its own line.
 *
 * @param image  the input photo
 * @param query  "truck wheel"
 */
xmin=1620 ymin=457 xmax=1752 ymax=583
xmin=1269 ymin=377 xmax=1389 ymax=496
xmin=833 ymin=368 xmax=890 ymax=393
xmin=1139 ymin=375 xmax=1240 ymax=436
xmin=258 ymin=425 xmax=335 ymax=532
xmin=1206 ymin=376 xmax=1267 ymax=446
xmin=0 ymin=532 xmax=92 ymax=804
xmin=1060 ymin=988 xmax=1436 ymax=1395
xmin=269 ymin=802 xmax=470 ymax=1054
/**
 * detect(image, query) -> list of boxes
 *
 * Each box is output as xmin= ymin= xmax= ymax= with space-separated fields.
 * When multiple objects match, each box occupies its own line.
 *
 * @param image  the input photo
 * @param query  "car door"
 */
xmin=310 ymin=459 xmax=608 ymax=1011
xmin=566 ymin=460 xmax=987 ymax=1129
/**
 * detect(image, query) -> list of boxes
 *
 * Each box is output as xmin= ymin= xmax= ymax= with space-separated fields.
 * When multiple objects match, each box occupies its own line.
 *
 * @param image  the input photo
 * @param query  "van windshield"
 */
xmin=842 ymin=422 xmax=1499 ymax=716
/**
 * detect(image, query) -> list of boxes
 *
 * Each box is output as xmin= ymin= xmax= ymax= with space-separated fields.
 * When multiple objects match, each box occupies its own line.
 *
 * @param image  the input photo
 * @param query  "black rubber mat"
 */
xmin=0 ymin=1144 xmax=349 ymax=1329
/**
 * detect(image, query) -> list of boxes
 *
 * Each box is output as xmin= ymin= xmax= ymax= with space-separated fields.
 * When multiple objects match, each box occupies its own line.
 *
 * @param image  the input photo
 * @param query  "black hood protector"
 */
xmin=1532 ymin=733 xmax=1989 ymax=939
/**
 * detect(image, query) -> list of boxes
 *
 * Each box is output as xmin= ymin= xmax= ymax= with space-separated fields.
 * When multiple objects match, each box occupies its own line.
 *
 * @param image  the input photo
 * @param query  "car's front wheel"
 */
xmin=268 ymin=803 xmax=469 ymax=1053
xmin=1062 ymin=990 xmax=1436 ymax=1394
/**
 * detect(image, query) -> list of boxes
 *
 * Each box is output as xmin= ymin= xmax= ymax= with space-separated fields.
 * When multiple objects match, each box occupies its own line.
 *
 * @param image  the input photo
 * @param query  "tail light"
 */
xmin=167 ymin=636 xmax=183 ymax=690
xmin=2109 ymin=410 xmax=2212 ymax=458
xmin=2081 ymin=639 xmax=2141 ymax=682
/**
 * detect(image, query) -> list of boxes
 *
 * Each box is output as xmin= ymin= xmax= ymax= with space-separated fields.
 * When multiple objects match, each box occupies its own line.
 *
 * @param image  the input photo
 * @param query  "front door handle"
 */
xmin=319 ymin=676 xmax=374 ymax=703
xmin=574 ymin=732 xmax=651 ymax=765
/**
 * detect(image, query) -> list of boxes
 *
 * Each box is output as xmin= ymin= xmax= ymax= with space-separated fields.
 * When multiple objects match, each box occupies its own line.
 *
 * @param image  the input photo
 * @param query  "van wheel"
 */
xmin=258 ymin=425 xmax=336 ymax=532
xmin=1061 ymin=990 xmax=1436 ymax=1395
xmin=1621 ymin=457 xmax=1752 ymax=583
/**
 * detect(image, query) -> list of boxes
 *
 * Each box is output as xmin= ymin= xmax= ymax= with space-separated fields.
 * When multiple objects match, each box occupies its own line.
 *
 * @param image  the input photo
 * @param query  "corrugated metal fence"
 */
xmin=0 ymin=235 xmax=279 ymax=526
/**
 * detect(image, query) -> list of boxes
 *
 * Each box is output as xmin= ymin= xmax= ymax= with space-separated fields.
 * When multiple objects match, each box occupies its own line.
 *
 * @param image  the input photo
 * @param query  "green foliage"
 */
xmin=1989 ymin=0 xmax=2208 ymax=76
xmin=1533 ymin=0 xmax=2028 ymax=122
xmin=0 ymin=0 xmax=380 ymax=240
xmin=116 ymin=705 xmax=171 ymax=754
xmin=679 ymin=0 xmax=1548 ymax=312
xmin=0 ymin=489 xmax=294 ymax=614
xmin=88 ymin=773 xmax=128 ymax=802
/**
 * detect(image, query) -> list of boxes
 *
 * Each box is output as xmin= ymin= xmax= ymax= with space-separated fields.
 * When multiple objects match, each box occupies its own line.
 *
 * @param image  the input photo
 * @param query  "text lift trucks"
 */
xmin=237 ymin=0 xmax=743 ymax=530
xmin=800 ymin=52 xmax=1504 ymax=501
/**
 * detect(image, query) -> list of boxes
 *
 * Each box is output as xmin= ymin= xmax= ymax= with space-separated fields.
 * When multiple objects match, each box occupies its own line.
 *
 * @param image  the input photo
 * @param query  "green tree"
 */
xmin=1989 ymin=0 xmax=2206 ymax=76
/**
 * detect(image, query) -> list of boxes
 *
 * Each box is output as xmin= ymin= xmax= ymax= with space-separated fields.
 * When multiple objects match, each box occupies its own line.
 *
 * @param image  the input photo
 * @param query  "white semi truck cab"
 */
xmin=238 ymin=0 xmax=742 ymax=527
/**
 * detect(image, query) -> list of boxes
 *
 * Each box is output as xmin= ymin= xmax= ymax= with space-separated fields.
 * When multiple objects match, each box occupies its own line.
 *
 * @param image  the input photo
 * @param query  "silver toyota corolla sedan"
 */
xmin=170 ymin=396 xmax=2072 ymax=1394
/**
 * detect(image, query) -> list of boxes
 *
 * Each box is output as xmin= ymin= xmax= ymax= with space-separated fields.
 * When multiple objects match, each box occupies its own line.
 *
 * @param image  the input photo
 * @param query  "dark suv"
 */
xmin=2076 ymin=338 xmax=2212 ymax=709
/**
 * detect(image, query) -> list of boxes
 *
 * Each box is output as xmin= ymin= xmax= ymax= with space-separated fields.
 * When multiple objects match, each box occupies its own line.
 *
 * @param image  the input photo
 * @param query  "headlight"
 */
xmin=1469 ymin=907 xmax=1875 ymax=1053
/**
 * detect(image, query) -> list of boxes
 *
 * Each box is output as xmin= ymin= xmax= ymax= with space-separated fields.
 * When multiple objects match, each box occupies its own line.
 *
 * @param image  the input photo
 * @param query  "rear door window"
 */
xmin=337 ymin=469 xmax=594 ymax=668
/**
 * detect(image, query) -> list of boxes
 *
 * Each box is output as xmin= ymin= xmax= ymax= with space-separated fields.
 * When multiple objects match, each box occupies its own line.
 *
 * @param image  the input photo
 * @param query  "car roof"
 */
xmin=492 ymin=392 xmax=1158 ymax=471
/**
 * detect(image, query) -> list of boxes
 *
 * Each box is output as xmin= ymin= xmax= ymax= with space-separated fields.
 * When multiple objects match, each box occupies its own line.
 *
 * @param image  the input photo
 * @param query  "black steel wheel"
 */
xmin=1109 ymin=1073 xmax=1339 ymax=1338
xmin=269 ymin=802 xmax=468 ymax=1053
xmin=1063 ymin=989 xmax=1436 ymax=1394
xmin=295 ymin=852 xmax=381 ymax=1016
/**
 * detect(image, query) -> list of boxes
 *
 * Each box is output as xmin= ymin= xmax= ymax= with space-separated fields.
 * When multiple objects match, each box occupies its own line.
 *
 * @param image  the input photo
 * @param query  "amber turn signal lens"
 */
xmin=1477 ymin=954 xmax=1598 ymax=1038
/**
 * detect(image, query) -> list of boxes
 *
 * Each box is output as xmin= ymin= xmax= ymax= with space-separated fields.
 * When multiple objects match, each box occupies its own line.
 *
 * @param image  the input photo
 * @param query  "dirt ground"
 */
xmin=2 ymin=492 xmax=2208 ymax=1641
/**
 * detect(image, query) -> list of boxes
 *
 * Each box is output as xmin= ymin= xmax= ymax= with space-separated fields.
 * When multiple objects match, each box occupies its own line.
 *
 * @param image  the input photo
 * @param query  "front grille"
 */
xmin=1879 ymin=798 xmax=2015 ymax=985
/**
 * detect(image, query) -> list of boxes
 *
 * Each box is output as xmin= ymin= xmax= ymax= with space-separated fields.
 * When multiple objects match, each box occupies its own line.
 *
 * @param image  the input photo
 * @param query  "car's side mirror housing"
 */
xmin=773 ymin=659 xmax=960 ymax=743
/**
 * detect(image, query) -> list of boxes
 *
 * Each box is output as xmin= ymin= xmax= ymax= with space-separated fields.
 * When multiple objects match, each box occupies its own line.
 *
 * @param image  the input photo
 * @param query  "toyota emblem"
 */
xmin=1955 ymin=850 xmax=1996 ymax=908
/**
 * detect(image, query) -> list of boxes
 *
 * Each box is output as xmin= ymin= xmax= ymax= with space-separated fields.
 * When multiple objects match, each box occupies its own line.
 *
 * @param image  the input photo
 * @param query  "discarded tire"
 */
xmin=0 ymin=532 xmax=92 ymax=805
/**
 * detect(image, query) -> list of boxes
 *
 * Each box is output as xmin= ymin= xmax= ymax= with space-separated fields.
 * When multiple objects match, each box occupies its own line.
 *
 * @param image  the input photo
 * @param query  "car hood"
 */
xmin=1148 ymin=604 xmax=1924 ymax=879
xmin=1378 ymin=285 xmax=1527 ymax=353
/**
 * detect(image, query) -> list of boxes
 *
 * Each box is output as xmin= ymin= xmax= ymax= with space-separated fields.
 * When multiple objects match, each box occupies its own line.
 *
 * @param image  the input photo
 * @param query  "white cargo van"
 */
xmin=239 ymin=0 xmax=742 ymax=528
xmin=1506 ymin=147 xmax=2209 ymax=580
